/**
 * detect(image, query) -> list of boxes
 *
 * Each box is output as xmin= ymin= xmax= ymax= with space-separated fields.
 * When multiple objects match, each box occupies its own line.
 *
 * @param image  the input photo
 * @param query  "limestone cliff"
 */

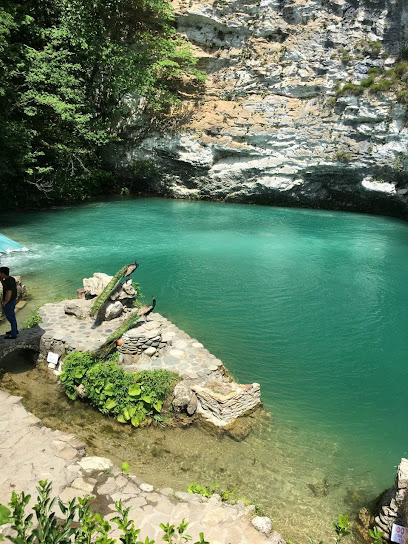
xmin=124 ymin=0 xmax=408 ymax=218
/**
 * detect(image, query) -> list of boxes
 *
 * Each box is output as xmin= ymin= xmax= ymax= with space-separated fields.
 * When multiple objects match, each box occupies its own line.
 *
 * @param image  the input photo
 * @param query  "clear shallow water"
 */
xmin=1 ymin=198 xmax=408 ymax=540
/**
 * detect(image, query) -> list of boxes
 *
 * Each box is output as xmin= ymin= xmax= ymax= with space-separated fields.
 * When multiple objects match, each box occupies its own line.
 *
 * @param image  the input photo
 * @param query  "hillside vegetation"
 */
xmin=0 ymin=0 xmax=203 ymax=208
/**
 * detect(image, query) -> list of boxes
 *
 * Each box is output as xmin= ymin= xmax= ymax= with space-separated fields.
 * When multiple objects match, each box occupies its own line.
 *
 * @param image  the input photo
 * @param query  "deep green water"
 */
xmin=1 ymin=197 xmax=408 ymax=540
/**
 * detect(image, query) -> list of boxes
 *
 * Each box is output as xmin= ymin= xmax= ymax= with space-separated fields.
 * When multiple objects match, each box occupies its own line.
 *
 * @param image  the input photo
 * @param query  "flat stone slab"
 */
xmin=0 ymin=390 xmax=277 ymax=544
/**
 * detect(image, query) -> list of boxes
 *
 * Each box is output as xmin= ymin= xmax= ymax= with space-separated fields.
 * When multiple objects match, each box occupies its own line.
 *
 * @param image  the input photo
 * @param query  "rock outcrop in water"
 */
xmin=374 ymin=457 xmax=408 ymax=541
xmin=123 ymin=0 xmax=408 ymax=218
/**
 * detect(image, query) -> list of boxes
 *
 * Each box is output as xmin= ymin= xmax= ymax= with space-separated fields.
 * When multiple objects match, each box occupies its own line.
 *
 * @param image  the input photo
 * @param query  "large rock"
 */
xmin=83 ymin=273 xmax=111 ymax=297
xmin=64 ymin=298 xmax=93 ymax=319
xmin=172 ymin=383 xmax=193 ymax=412
xmin=104 ymin=301 xmax=124 ymax=321
xmin=252 ymin=516 xmax=272 ymax=535
xmin=83 ymin=274 xmax=137 ymax=301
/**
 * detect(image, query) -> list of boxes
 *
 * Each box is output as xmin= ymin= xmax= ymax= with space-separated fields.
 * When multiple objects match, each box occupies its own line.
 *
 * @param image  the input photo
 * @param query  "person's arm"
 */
xmin=3 ymin=289 xmax=11 ymax=305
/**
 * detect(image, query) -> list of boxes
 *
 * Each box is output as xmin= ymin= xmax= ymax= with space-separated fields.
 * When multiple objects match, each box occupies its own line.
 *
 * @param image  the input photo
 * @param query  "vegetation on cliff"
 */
xmin=0 ymin=0 xmax=204 ymax=209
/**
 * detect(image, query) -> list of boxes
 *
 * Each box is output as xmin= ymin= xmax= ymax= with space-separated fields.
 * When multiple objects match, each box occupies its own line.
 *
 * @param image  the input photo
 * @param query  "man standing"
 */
xmin=0 ymin=267 xmax=18 ymax=339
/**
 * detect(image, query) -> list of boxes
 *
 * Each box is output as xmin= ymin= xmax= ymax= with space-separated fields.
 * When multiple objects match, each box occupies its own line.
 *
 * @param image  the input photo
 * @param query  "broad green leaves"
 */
xmin=59 ymin=350 xmax=180 ymax=428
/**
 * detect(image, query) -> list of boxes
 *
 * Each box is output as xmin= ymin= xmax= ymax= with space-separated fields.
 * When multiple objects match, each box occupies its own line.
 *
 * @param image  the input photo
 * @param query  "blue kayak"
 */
xmin=0 ymin=234 xmax=28 ymax=254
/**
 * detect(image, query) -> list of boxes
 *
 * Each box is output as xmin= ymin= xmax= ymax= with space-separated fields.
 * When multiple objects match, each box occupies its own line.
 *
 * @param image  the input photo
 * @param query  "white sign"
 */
xmin=47 ymin=351 xmax=59 ymax=364
xmin=391 ymin=524 xmax=406 ymax=544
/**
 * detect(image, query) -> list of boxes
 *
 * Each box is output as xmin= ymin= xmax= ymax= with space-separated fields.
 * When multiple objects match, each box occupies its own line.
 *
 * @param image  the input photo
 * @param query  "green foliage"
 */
xmin=336 ymin=83 xmax=364 ymax=96
xmin=0 ymin=0 xmax=204 ymax=208
xmin=60 ymin=351 xmax=179 ymax=426
xmin=335 ymin=48 xmax=408 ymax=107
xmin=120 ymin=461 xmax=130 ymax=474
xmin=333 ymin=514 xmax=351 ymax=544
xmin=0 ymin=480 xmax=210 ymax=543
xmin=90 ymin=264 xmax=129 ymax=318
xmin=59 ymin=351 xmax=96 ymax=400
xmin=187 ymin=482 xmax=237 ymax=502
xmin=23 ymin=307 xmax=42 ymax=328
xmin=334 ymin=149 xmax=352 ymax=162
xmin=369 ymin=526 xmax=384 ymax=544
xmin=360 ymin=75 xmax=375 ymax=88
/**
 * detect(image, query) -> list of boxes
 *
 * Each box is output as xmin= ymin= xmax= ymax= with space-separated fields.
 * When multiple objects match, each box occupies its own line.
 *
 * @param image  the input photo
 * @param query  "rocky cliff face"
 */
xmin=125 ymin=0 xmax=408 ymax=218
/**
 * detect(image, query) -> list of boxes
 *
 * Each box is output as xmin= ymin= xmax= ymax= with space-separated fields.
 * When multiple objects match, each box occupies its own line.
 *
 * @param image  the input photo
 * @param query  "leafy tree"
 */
xmin=0 ymin=0 xmax=203 ymax=208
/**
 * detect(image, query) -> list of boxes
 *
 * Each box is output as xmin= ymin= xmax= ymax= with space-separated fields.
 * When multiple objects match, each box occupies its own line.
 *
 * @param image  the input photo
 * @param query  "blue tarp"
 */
xmin=0 ymin=234 xmax=28 ymax=254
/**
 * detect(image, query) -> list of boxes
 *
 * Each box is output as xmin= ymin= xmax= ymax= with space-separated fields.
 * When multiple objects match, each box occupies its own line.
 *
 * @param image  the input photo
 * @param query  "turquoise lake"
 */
xmin=1 ymin=197 xmax=408 ymax=540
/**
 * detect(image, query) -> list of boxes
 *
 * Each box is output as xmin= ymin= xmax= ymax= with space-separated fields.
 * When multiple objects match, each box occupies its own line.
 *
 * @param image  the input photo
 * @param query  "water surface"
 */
xmin=1 ymin=198 xmax=408 ymax=541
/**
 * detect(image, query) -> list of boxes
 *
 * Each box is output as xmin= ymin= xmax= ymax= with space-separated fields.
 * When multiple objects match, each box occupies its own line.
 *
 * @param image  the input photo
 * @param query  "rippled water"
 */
xmin=1 ymin=198 xmax=408 ymax=541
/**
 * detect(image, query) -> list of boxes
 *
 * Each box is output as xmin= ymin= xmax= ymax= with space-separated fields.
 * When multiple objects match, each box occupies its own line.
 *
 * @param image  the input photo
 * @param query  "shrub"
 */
xmin=369 ymin=79 xmax=393 ymax=93
xmin=0 ymin=480 xmax=210 ymax=544
xmin=397 ymin=90 xmax=408 ymax=104
xmin=59 ymin=351 xmax=96 ymax=400
xmin=23 ymin=307 xmax=42 ymax=329
xmin=336 ymin=83 xmax=364 ymax=96
xmin=335 ymin=149 xmax=352 ymax=162
xmin=59 ymin=352 xmax=180 ymax=427
xmin=395 ymin=61 xmax=408 ymax=77
xmin=360 ymin=75 xmax=375 ymax=88
xmin=187 ymin=482 xmax=236 ymax=502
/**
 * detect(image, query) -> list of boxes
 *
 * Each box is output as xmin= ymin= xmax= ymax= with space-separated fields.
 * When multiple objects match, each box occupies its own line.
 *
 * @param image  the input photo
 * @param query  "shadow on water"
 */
xmin=0 ymin=354 xmax=377 ymax=544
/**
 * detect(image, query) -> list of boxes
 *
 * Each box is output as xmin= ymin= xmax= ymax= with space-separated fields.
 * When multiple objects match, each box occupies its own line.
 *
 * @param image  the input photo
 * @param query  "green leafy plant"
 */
xmin=0 ymin=480 xmax=210 ymax=543
xmin=121 ymin=461 xmax=130 ymax=474
xmin=187 ymin=482 xmax=236 ymax=502
xmin=60 ymin=351 xmax=179 ymax=427
xmin=59 ymin=351 xmax=96 ymax=400
xmin=369 ymin=526 xmax=384 ymax=544
xmin=23 ymin=307 xmax=42 ymax=329
xmin=333 ymin=514 xmax=351 ymax=544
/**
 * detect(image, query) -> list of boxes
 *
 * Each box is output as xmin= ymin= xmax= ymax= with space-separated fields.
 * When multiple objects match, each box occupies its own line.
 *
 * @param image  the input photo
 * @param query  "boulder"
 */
xmin=83 ymin=274 xmax=137 ymax=301
xmin=64 ymin=298 xmax=93 ymax=319
xmin=172 ymin=383 xmax=193 ymax=412
xmin=78 ymin=456 xmax=113 ymax=473
xmin=83 ymin=273 xmax=111 ymax=296
xmin=186 ymin=393 xmax=198 ymax=415
xmin=104 ymin=301 xmax=124 ymax=321
xmin=252 ymin=516 xmax=272 ymax=535
xmin=14 ymin=276 xmax=28 ymax=301
xmin=110 ymin=279 xmax=137 ymax=300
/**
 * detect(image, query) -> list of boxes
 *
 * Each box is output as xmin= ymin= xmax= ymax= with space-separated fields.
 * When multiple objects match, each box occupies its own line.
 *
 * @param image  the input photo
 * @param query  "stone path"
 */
xmin=38 ymin=302 xmax=128 ymax=353
xmin=32 ymin=302 xmax=229 ymax=384
xmin=0 ymin=390 xmax=282 ymax=544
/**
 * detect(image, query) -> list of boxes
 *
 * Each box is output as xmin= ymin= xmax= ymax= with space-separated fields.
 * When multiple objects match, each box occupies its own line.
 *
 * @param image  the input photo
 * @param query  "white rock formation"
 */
xmin=123 ymin=0 xmax=408 ymax=218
